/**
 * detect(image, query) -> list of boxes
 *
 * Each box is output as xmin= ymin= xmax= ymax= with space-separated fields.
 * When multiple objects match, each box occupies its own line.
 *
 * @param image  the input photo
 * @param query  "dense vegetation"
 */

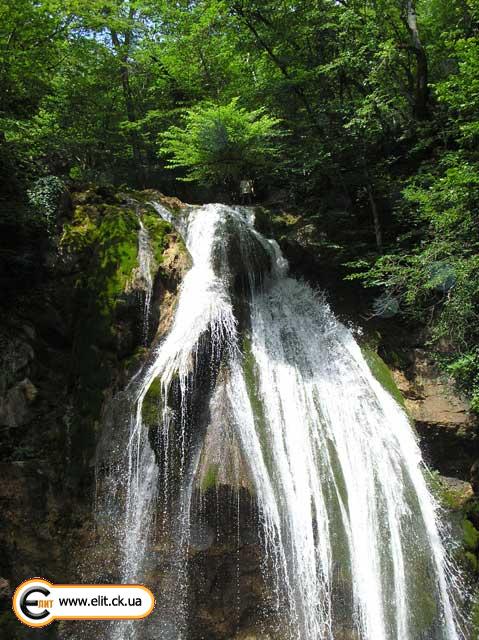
xmin=1 ymin=0 xmax=478 ymax=406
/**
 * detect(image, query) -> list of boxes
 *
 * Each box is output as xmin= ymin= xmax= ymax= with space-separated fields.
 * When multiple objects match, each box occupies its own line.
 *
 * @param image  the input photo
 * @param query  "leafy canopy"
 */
xmin=159 ymin=98 xmax=281 ymax=186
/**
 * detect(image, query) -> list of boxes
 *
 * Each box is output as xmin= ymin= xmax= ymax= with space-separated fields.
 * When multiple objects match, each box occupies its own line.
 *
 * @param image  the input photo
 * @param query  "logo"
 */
xmin=19 ymin=584 xmax=52 ymax=621
xmin=13 ymin=578 xmax=155 ymax=628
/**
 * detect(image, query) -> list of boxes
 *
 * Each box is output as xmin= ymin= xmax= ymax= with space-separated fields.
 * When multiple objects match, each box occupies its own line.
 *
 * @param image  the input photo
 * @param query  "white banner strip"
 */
xmin=13 ymin=578 xmax=155 ymax=627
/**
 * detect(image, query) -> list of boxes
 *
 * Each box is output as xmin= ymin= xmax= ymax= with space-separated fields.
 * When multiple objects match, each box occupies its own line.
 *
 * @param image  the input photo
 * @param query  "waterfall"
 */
xmin=137 ymin=220 xmax=154 ymax=344
xmin=99 ymin=203 xmax=464 ymax=640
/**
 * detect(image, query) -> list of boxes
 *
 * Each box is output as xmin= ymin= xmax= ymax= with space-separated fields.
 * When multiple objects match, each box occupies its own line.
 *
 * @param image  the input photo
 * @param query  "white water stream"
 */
xmin=137 ymin=220 xmax=154 ymax=343
xmin=105 ymin=203 xmax=463 ymax=640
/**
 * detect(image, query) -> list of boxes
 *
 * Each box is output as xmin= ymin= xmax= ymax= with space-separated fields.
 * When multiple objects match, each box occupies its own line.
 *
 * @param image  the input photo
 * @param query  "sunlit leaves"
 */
xmin=160 ymin=97 xmax=282 ymax=185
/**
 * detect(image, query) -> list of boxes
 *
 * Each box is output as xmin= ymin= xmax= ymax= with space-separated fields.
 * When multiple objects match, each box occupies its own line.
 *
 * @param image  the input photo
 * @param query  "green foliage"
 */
xmin=428 ymin=470 xmax=472 ymax=511
xmin=471 ymin=590 xmax=479 ymax=634
xmin=435 ymin=36 xmax=479 ymax=144
xmin=465 ymin=551 xmax=478 ymax=573
xmin=463 ymin=519 xmax=479 ymax=552
xmin=160 ymin=98 xmax=281 ymax=186
xmin=27 ymin=175 xmax=65 ymax=230
xmin=348 ymin=147 xmax=479 ymax=407
xmin=2 ymin=0 xmax=479 ymax=412
xmin=447 ymin=352 xmax=479 ymax=414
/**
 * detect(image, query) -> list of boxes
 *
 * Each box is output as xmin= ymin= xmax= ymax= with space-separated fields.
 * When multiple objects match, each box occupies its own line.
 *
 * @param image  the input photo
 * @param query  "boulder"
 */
xmin=0 ymin=378 xmax=38 ymax=428
xmin=0 ymin=337 xmax=34 ymax=395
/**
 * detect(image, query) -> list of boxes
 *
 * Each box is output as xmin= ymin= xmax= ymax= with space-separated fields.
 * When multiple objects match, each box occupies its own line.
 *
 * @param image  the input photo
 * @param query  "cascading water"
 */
xmin=237 ymin=269 xmax=463 ymax=640
xmin=136 ymin=219 xmax=154 ymax=344
xmin=98 ymin=202 xmax=464 ymax=640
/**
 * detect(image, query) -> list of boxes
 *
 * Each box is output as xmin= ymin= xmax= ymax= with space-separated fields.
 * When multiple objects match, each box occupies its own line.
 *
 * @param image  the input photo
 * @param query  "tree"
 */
xmin=404 ymin=0 xmax=429 ymax=119
xmin=159 ymin=97 xmax=281 ymax=188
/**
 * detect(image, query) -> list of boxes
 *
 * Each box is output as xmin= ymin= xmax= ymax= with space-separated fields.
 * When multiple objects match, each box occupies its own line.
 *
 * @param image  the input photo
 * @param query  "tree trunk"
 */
xmin=405 ymin=0 xmax=429 ymax=120
xmin=231 ymin=4 xmax=320 ymax=131
xmin=110 ymin=21 xmax=145 ymax=187
xmin=366 ymin=183 xmax=383 ymax=254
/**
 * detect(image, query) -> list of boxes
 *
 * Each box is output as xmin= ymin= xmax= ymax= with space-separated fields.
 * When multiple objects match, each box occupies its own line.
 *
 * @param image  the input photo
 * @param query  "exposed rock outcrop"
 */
xmin=0 ymin=186 xmax=190 ymax=638
xmin=389 ymin=350 xmax=477 ymax=479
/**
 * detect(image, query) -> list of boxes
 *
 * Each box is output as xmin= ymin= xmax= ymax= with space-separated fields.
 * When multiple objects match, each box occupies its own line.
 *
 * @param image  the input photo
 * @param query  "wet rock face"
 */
xmin=390 ymin=350 xmax=478 ymax=479
xmin=398 ymin=350 xmax=472 ymax=426
xmin=0 ymin=186 xmax=191 ymax=638
xmin=0 ymin=333 xmax=36 ymax=428
xmin=144 ymin=329 xmax=227 ymax=501
xmin=213 ymin=212 xmax=273 ymax=299
xmin=0 ymin=377 xmax=37 ymax=428
xmin=187 ymin=487 xmax=283 ymax=640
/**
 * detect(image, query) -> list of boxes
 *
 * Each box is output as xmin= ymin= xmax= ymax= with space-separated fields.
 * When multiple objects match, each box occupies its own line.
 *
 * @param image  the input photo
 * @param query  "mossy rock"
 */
xmin=126 ymin=189 xmax=185 ymax=214
xmin=463 ymin=518 xmax=479 ymax=551
xmin=362 ymin=345 xmax=406 ymax=409
xmin=201 ymin=463 xmax=219 ymax=492
xmin=428 ymin=473 xmax=473 ymax=511
xmin=142 ymin=377 xmax=162 ymax=428
xmin=72 ymin=184 xmax=119 ymax=206
xmin=253 ymin=206 xmax=300 ymax=239
xmin=465 ymin=499 xmax=479 ymax=529
xmin=142 ymin=211 xmax=174 ymax=265
xmin=60 ymin=200 xmax=143 ymax=484
xmin=62 ymin=203 xmax=140 ymax=316
xmin=464 ymin=550 xmax=478 ymax=573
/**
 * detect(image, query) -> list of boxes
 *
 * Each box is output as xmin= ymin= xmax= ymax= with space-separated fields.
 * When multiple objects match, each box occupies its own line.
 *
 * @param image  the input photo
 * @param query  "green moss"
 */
xmin=143 ymin=211 xmax=174 ymax=264
xmin=142 ymin=377 xmax=162 ymax=427
xmin=272 ymin=211 xmax=301 ymax=227
xmin=59 ymin=202 xmax=142 ymax=484
xmin=242 ymin=334 xmax=273 ymax=474
xmin=93 ymin=206 xmax=139 ymax=311
xmin=201 ymin=463 xmax=219 ymax=491
xmin=463 ymin=518 xmax=479 ymax=551
xmin=362 ymin=346 xmax=406 ymax=409
xmin=427 ymin=470 xmax=472 ymax=511
xmin=65 ymin=204 xmax=140 ymax=405
xmin=61 ymin=205 xmax=98 ymax=249
xmin=465 ymin=551 xmax=478 ymax=573
xmin=62 ymin=203 xmax=139 ymax=316
xmin=253 ymin=206 xmax=301 ymax=239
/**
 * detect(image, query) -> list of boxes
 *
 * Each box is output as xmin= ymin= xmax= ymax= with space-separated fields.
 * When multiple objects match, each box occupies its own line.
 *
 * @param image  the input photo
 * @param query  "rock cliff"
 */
xmin=1 ymin=187 xmax=478 ymax=638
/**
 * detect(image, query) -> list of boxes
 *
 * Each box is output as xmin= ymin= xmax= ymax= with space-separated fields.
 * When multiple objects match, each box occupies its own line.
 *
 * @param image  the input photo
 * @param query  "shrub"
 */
xmin=159 ymin=97 xmax=281 ymax=187
xmin=27 ymin=175 xmax=65 ymax=230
